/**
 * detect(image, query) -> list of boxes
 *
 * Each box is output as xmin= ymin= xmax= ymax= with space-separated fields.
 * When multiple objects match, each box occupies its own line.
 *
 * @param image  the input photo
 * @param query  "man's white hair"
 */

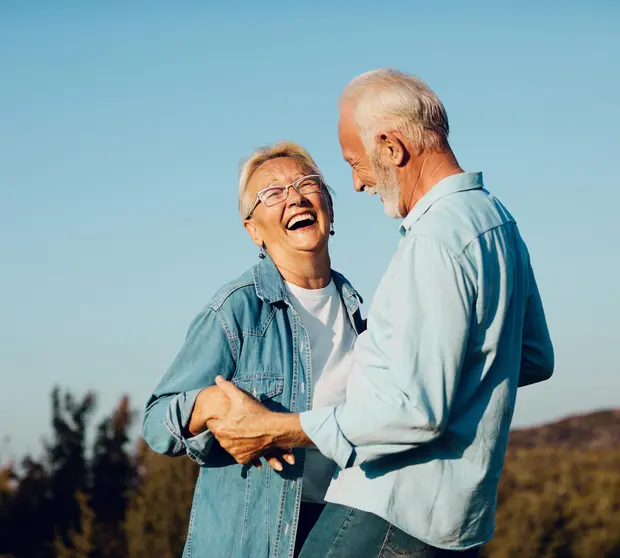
xmin=238 ymin=141 xmax=326 ymax=219
xmin=339 ymin=69 xmax=449 ymax=153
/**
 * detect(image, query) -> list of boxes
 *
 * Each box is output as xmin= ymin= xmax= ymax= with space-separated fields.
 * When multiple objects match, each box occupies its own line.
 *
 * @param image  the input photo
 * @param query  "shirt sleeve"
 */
xmin=518 ymin=265 xmax=554 ymax=387
xmin=142 ymin=307 xmax=236 ymax=466
xmin=300 ymin=236 xmax=475 ymax=469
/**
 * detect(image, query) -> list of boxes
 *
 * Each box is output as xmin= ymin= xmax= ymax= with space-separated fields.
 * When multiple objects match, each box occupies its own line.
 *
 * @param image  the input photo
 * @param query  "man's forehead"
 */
xmin=338 ymin=108 xmax=364 ymax=160
xmin=338 ymin=104 xmax=355 ymax=134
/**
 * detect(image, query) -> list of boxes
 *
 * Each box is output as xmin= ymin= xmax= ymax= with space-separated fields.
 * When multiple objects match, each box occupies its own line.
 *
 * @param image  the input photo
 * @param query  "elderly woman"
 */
xmin=142 ymin=142 xmax=364 ymax=558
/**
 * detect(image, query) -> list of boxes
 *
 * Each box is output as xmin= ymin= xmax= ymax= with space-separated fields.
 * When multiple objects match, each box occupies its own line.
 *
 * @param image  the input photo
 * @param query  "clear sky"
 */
xmin=1 ymin=1 xmax=619 ymax=460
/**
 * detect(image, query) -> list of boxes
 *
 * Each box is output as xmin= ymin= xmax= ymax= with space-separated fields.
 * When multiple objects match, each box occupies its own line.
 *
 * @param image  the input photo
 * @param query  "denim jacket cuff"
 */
xmin=184 ymin=430 xmax=214 ymax=465
xmin=300 ymin=407 xmax=353 ymax=470
xmin=165 ymin=389 xmax=214 ymax=466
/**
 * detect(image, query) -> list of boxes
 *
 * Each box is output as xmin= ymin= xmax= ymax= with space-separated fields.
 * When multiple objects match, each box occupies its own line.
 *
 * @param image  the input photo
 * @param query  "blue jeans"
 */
xmin=298 ymin=504 xmax=482 ymax=558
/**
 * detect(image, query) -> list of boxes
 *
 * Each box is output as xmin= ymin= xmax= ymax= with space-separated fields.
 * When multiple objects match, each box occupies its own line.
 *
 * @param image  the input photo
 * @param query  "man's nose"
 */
xmin=352 ymin=170 xmax=365 ymax=192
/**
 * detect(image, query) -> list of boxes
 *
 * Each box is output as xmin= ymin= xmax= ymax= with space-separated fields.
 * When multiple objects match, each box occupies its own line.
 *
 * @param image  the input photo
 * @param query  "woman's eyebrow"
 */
xmin=264 ymin=175 xmax=307 ymax=188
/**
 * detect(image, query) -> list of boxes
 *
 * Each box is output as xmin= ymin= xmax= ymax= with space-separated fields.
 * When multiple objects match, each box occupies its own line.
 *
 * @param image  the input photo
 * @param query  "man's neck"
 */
xmin=402 ymin=149 xmax=464 ymax=215
xmin=273 ymin=248 xmax=331 ymax=290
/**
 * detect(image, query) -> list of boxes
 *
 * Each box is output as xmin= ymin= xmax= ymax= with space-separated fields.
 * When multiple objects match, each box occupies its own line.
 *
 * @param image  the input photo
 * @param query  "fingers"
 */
xmin=214 ymin=375 xmax=245 ymax=400
xmin=264 ymin=450 xmax=295 ymax=471
xmin=266 ymin=455 xmax=284 ymax=471
xmin=281 ymin=452 xmax=295 ymax=465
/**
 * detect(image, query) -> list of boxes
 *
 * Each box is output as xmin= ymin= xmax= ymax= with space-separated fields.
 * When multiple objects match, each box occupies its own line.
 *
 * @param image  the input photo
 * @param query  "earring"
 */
xmin=329 ymin=225 xmax=335 ymax=236
xmin=259 ymin=246 xmax=266 ymax=259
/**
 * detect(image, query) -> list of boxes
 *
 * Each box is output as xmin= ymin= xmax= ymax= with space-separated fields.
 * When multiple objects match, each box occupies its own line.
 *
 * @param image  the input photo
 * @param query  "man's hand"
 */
xmin=188 ymin=385 xmax=231 ymax=437
xmin=208 ymin=376 xmax=300 ymax=470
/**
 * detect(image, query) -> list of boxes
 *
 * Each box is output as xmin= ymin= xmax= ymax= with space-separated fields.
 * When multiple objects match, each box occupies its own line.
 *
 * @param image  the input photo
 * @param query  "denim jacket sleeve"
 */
xmin=301 ymin=236 xmax=474 ymax=469
xmin=142 ymin=306 xmax=236 ymax=465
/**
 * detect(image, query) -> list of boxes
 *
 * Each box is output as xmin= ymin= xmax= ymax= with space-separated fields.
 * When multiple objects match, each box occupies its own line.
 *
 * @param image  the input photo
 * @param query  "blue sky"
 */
xmin=1 ymin=1 xmax=618 ymax=460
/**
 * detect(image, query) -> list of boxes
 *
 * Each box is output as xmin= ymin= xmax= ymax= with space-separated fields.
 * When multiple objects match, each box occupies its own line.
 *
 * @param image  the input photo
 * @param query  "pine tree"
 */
xmin=54 ymin=492 xmax=94 ymax=558
xmin=89 ymin=396 xmax=137 ymax=558
xmin=47 ymin=388 xmax=95 ymax=549
xmin=124 ymin=441 xmax=198 ymax=558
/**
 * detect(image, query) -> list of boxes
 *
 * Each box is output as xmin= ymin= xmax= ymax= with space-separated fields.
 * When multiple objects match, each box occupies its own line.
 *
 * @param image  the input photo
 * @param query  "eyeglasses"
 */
xmin=246 ymin=175 xmax=324 ymax=219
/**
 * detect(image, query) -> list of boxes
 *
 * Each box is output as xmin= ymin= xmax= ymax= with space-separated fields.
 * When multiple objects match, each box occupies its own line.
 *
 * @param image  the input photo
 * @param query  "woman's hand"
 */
xmin=188 ymin=385 xmax=231 ymax=437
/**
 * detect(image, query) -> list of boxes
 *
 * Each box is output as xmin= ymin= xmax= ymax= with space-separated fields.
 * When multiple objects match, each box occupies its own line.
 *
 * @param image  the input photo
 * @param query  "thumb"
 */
xmin=215 ymin=375 xmax=244 ymax=400
xmin=207 ymin=417 xmax=221 ymax=435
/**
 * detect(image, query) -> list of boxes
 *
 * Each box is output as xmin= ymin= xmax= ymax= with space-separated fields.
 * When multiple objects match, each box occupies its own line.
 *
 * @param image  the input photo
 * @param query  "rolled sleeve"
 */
xmin=164 ymin=389 xmax=215 ymax=466
xmin=300 ymin=407 xmax=354 ymax=470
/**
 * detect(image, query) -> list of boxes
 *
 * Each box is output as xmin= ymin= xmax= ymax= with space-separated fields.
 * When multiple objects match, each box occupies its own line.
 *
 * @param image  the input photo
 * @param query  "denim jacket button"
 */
xmin=301 ymin=382 xmax=305 ymax=393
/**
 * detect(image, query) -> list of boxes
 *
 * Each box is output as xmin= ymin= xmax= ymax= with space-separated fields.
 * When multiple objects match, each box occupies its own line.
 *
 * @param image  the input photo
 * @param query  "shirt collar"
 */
xmin=399 ymin=171 xmax=484 ymax=235
xmin=252 ymin=253 xmax=362 ymax=311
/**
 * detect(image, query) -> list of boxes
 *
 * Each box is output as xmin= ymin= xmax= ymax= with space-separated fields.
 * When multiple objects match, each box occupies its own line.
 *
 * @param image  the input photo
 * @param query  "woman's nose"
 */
xmin=286 ymin=186 xmax=308 ymax=206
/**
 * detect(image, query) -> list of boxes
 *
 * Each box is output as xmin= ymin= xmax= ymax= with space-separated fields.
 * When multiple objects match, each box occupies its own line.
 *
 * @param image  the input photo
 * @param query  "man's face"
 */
xmin=338 ymin=106 xmax=403 ymax=219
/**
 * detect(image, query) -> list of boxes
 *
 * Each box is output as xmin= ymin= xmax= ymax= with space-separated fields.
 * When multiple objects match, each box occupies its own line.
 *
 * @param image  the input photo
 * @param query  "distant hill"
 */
xmin=508 ymin=409 xmax=620 ymax=451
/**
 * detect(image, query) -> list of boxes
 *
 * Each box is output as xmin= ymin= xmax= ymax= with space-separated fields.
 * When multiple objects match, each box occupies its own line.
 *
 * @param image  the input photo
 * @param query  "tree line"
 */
xmin=1 ymin=388 xmax=619 ymax=557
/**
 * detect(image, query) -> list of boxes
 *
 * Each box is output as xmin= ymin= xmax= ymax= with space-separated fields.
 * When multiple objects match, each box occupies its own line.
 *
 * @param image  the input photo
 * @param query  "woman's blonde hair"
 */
xmin=238 ymin=141 xmax=327 ymax=219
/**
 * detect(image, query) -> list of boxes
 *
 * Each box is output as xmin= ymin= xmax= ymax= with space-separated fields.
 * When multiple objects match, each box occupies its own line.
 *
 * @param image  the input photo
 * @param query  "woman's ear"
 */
xmin=243 ymin=220 xmax=263 ymax=248
xmin=324 ymin=190 xmax=335 ymax=224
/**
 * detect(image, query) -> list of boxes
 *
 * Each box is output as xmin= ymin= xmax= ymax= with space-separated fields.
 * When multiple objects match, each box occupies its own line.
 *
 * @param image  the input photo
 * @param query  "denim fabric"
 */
xmin=142 ymin=255 xmax=364 ymax=558
xmin=301 ymin=173 xmax=554 ymax=550
xmin=299 ymin=504 xmax=482 ymax=557
xmin=294 ymin=503 xmax=325 ymax=557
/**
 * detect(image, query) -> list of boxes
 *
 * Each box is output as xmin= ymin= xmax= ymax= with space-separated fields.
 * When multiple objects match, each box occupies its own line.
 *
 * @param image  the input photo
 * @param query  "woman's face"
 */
xmin=244 ymin=157 xmax=332 ymax=261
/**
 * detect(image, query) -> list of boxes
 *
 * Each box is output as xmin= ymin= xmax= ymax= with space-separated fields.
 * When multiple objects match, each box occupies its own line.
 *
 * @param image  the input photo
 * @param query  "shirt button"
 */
xmin=285 ymin=523 xmax=290 ymax=536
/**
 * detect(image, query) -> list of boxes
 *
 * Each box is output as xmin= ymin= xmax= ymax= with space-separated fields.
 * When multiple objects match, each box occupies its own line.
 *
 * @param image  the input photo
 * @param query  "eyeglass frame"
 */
xmin=245 ymin=174 xmax=326 ymax=219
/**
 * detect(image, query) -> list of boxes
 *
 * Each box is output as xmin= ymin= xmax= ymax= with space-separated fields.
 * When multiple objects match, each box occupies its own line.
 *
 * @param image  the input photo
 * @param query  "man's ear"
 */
xmin=376 ymin=131 xmax=408 ymax=167
xmin=243 ymin=220 xmax=263 ymax=247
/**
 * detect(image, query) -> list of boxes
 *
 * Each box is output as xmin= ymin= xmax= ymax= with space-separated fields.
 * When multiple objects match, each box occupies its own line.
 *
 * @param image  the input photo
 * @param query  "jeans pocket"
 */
xmin=380 ymin=524 xmax=434 ymax=557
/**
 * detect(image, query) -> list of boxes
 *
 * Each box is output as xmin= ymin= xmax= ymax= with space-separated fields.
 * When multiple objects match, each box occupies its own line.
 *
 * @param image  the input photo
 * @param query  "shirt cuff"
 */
xmin=164 ymin=388 xmax=214 ymax=466
xmin=300 ymin=406 xmax=354 ymax=470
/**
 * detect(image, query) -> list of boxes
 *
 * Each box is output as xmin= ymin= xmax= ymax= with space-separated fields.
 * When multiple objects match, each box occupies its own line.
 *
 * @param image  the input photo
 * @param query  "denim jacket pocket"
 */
xmin=232 ymin=374 xmax=284 ymax=402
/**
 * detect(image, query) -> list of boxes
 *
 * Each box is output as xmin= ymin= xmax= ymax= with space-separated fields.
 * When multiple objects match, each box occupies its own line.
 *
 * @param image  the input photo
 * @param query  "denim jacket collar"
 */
xmin=253 ymin=254 xmax=362 ymax=315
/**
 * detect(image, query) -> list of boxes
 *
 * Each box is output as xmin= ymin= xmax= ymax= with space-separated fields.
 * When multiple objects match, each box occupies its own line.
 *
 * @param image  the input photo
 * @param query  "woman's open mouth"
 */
xmin=286 ymin=213 xmax=317 ymax=231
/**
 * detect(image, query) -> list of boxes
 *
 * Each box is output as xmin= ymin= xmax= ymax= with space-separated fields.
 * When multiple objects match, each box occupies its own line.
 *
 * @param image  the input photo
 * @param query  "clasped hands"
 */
xmin=188 ymin=376 xmax=295 ymax=471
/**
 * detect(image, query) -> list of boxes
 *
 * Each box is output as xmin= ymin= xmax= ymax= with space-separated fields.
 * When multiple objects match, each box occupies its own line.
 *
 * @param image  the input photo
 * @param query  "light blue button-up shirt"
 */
xmin=300 ymin=172 xmax=554 ymax=550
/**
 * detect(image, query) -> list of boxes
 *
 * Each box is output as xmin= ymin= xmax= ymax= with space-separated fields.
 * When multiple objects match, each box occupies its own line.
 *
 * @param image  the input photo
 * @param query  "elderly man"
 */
xmin=209 ymin=69 xmax=554 ymax=557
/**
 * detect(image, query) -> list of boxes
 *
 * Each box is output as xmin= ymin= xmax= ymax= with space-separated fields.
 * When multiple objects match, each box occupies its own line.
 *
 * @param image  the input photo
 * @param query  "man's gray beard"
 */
xmin=366 ymin=162 xmax=403 ymax=219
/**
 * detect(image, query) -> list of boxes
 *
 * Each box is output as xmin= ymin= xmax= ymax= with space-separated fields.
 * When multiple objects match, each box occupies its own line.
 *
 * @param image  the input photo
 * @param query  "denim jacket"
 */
xmin=142 ymin=255 xmax=364 ymax=558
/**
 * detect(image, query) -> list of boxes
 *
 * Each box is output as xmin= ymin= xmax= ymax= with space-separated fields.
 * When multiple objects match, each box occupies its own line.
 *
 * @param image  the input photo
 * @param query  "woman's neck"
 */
xmin=272 ymin=247 xmax=331 ymax=289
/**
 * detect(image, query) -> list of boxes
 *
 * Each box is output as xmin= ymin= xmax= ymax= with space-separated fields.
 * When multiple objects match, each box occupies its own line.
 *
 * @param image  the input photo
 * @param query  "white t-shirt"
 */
xmin=284 ymin=279 xmax=357 ymax=503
